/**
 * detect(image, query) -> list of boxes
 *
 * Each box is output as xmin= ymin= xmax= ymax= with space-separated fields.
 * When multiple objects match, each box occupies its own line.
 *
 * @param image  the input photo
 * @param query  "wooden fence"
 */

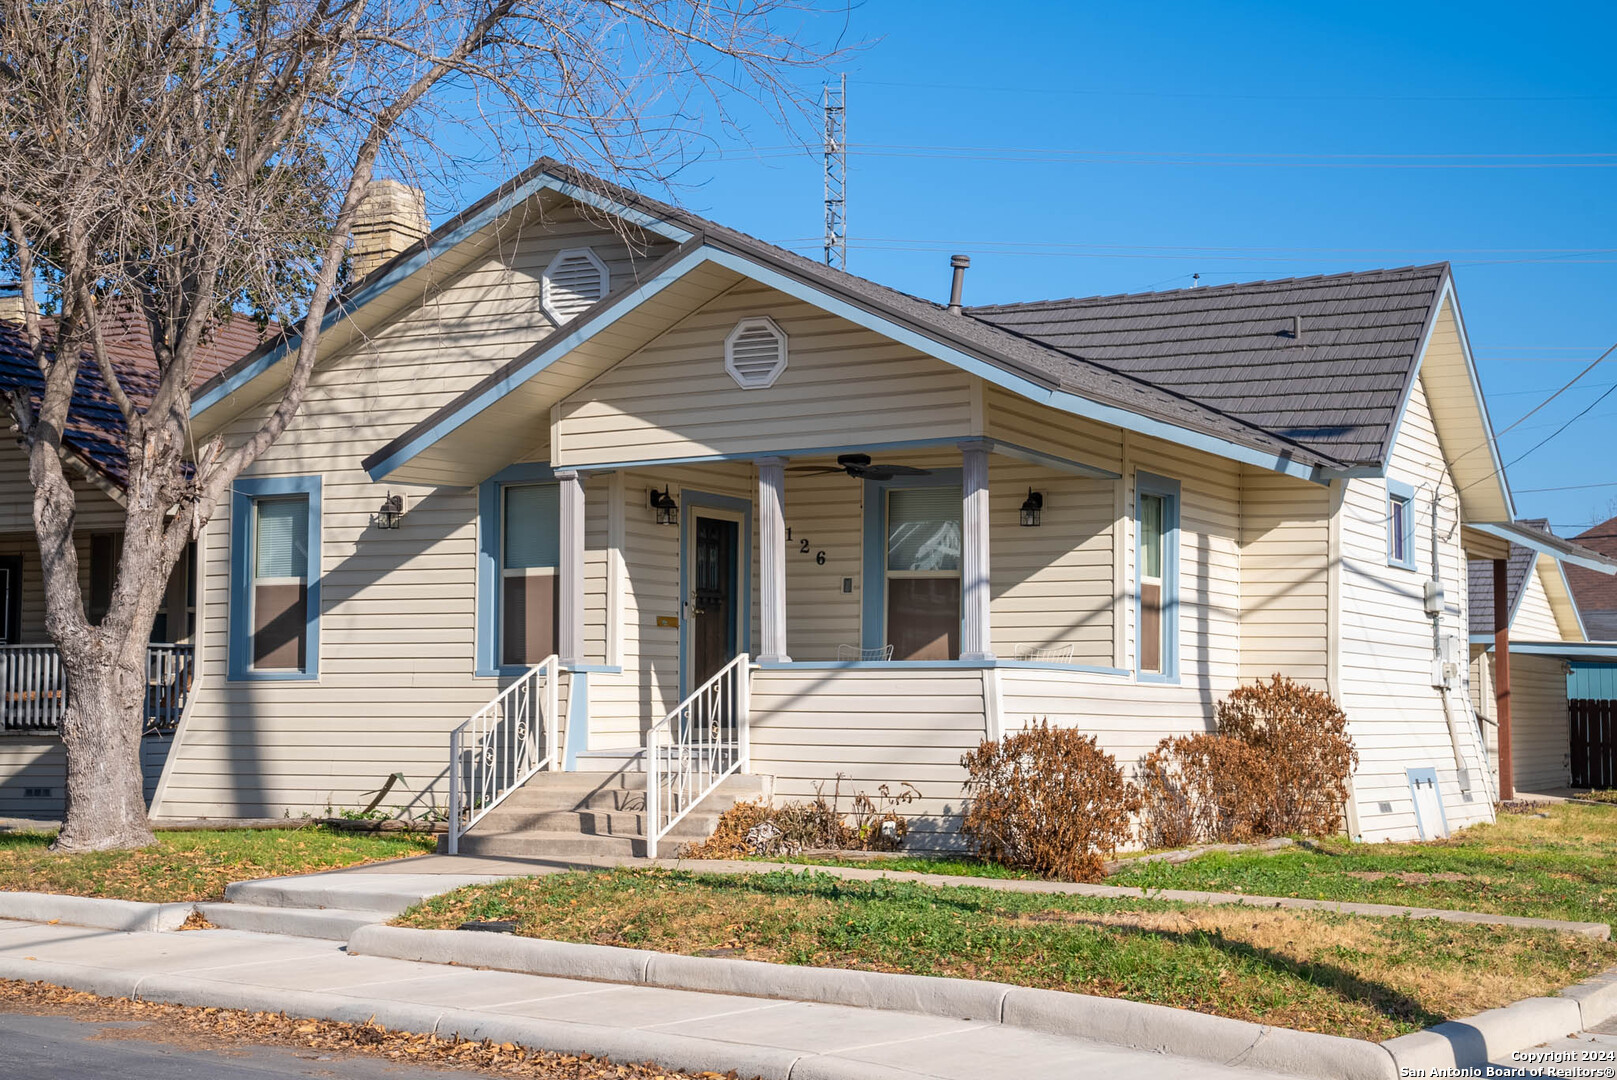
xmin=1570 ymin=698 xmax=1616 ymax=790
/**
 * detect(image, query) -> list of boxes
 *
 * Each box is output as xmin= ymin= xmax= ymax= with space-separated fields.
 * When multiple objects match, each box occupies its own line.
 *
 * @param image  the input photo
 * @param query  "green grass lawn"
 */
xmin=0 ymin=826 xmax=435 ymax=902
xmin=1108 ymin=803 xmax=1617 ymax=924
xmin=396 ymin=867 xmax=1617 ymax=1041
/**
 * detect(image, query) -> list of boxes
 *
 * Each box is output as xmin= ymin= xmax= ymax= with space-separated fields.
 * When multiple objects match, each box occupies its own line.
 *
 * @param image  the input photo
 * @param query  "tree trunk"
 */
xmin=52 ymin=650 xmax=155 ymax=852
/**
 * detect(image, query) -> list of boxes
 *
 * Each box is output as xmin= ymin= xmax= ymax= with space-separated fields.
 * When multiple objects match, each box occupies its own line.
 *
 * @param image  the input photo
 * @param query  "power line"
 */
xmin=856 ymin=77 xmax=1617 ymax=105
xmin=1496 ymin=344 xmax=1617 ymax=436
xmin=1517 ymin=481 xmax=1617 ymax=493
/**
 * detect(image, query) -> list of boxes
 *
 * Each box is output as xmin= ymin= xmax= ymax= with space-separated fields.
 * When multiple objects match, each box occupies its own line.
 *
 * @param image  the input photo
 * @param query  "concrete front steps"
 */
xmin=450 ymin=767 xmax=769 ymax=859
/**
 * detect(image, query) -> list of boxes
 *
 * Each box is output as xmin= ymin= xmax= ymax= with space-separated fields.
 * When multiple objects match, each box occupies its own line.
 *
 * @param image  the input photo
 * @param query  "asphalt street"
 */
xmin=0 ymin=1010 xmax=476 ymax=1080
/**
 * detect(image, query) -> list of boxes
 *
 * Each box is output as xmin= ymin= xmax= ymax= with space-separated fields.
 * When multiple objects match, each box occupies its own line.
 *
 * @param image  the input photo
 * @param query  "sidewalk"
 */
xmin=0 ymin=917 xmax=1302 ymax=1080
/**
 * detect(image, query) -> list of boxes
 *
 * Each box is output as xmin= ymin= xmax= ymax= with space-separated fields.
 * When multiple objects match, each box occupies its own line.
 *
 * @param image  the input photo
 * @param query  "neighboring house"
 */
xmin=8 ymin=162 xmax=1616 ymax=848
xmin=1467 ymin=521 xmax=1602 ymax=793
xmin=1566 ymin=515 xmax=1617 ymax=640
xmin=0 ymin=307 xmax=273 ymax=816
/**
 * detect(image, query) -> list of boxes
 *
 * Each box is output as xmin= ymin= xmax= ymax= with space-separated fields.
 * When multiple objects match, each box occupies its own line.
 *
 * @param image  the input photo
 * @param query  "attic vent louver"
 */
xmin=725 ymin=316 xmax=788 ymax=389
xmin=541 ymin=247 xmax=609 ymax=325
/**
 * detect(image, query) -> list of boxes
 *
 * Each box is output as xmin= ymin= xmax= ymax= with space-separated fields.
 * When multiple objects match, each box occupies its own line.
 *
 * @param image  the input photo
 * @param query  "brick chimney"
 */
xmin=0 ymin=282 xmax=34 ymax=324
xmin=350 ymin=180 xmax=429 ymax=281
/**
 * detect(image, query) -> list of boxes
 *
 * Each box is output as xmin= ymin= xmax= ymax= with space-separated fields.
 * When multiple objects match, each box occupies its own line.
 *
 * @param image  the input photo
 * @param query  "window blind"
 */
xmin=255 ymin=498 xmax=309 ymax=579
xmin=503 ymin=484 xmax=560 ymax=570
xmin=887 ymin=486 xmax=962 ymax=572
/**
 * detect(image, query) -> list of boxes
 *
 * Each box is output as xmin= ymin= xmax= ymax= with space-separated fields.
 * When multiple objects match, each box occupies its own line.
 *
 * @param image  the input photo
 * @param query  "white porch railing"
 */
xmin=0 ymin=643 xmax=195 ymax=733
xmin=447 ymin=654 xmax=560 ymax=855
xmin=645 ymin=654 xmax=750 ymax=859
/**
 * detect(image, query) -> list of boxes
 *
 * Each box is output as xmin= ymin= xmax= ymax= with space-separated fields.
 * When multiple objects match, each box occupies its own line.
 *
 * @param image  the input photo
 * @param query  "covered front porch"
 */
xmin=0 ymin=529 xmax=197 ymax=817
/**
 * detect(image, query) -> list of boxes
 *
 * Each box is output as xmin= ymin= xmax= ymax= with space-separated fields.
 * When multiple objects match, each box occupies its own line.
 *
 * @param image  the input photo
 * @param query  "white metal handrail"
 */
xmin=448 ymin=654 xmax=560 ymax=855
xmin=645 ymin=653 xmax=750 ymax=859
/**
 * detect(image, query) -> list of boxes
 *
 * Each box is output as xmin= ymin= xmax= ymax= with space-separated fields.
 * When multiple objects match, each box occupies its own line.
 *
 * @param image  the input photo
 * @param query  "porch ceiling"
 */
xmin=367 ymin=258 xmax=745 ymax=487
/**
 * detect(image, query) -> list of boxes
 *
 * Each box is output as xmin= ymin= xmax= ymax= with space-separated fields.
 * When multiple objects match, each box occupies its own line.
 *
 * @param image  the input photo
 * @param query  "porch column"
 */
xmin=1493 ymin=556 xmax=1514 ymax=801
xmin=960 ymin=439 xmax=994 ymax=662
xmin=556 ymin=468 xmax=585 ymax=668
xmin=757 ymin=457 xmax=790 ymax=663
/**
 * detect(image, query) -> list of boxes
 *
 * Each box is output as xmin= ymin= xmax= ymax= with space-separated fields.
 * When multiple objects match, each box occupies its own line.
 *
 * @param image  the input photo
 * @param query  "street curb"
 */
xmin=348 ymin=924 xmax=1399 ymax=1080
xmin=0 ymin=891 xmax=194 ymax=933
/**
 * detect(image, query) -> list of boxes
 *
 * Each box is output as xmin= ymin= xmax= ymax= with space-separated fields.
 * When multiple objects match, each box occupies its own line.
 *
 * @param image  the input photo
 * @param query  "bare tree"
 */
xmin=0 ymin=0 xmax=834 ymax=851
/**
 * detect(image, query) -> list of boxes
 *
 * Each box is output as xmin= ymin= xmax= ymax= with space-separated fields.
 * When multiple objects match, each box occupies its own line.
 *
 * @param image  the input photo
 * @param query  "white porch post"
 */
xmin=960 ymin=439 xmax=994 ymax=661
xmin=757 ymin=456 xmax=790 ymax=663
xmin=556 ymin=468 xmax=585 ymax=667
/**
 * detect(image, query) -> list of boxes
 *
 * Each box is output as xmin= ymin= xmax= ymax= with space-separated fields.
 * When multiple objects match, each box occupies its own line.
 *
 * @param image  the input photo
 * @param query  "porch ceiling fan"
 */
xmin=787 ymin=453 xmax=932 ymax=481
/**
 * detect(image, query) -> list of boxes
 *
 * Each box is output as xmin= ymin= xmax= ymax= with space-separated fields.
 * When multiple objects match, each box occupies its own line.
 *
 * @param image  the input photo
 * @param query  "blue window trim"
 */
xmin=860 ymin=469 xmax=964 ymax=654
xmin=1134 ymin=471 xmax=1181 ymax=685
xmin=475 ymin=462 xmax=558 ymax=678
xmin=679 ymin=489 xmax=753 ymax=699
xmin=1386 ymin=479 xmax=1417 ymax=571
xmin=1405 ymin=766 xmax=1448 ymax=839
xmin=229 ymin=475 xmax=322 ymax=682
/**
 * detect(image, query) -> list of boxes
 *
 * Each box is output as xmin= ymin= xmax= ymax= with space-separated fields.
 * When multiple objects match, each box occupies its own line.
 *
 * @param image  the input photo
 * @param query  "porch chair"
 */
xmin=1015 ymin=643 xmax=1074 ymax=663
xmin=837 ymin=643 xmax=894 ymax=662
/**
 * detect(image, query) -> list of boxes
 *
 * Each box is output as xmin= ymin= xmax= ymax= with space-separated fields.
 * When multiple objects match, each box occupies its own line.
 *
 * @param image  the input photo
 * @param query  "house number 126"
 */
xmin=784 ymin=528 xmax=825 ymax=565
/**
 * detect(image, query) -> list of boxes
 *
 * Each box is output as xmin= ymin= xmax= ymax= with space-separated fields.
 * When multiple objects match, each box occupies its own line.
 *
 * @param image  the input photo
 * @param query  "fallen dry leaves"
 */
xmin=0 ymin=978 xmax=746 ymax=1080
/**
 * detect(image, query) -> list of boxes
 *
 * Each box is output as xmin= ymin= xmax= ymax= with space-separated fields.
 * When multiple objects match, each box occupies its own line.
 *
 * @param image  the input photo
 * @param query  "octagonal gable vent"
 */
xmin=725 ymin=316 xmax=788 ymax=389
xmin=542 ymin=247 xmax=609 ymax=324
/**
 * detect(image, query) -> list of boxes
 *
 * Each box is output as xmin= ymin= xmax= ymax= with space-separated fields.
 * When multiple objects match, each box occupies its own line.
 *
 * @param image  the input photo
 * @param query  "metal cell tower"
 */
xmin=822 ymin=74 xmax=847 ymax=269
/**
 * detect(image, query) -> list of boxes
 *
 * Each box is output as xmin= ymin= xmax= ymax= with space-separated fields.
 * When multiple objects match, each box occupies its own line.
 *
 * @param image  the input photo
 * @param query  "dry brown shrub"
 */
xmin=678 ymin=779 xmax=917 ymax=859
xmin=1135 ymin=733 xmax=1270 ymax=847
xmin=1135 ymin=675 xmax=1358 ymax=845
xmin=1217 ymin=674 xmax=1358 ymax=838
xmin=960 ymin=720 xmax=1140 ymax=881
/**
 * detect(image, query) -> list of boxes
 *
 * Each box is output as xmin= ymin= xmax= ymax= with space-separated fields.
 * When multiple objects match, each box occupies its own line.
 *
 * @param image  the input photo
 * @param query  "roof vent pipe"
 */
xmin=947 ymin=254 xmax=971 ymax=314
xmin=1293 ymin=314 xmax=1303 ymax=340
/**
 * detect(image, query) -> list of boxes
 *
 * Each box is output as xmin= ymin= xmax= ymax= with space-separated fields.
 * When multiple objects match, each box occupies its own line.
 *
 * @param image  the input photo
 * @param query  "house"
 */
xmin=6 ymin=162 xmax=1615 ymax=849
xmin=0 ymin=305 xmax=274 ymax=816
xmin=1467 ymin=520 xmax=1611 ymax=794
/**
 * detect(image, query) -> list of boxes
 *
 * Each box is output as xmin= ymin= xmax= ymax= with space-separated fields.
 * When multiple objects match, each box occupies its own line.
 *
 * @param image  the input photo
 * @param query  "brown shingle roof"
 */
xmin=966 ymin=265 xmax=1449 ymax=468
xmin=1568 ymin=516 xmax=1617 ymax=640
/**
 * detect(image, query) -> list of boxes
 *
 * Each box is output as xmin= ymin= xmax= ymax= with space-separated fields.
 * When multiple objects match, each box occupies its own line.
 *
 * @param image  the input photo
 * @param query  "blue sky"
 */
xmin=446 ymin=1 xmax=1617 ymax=532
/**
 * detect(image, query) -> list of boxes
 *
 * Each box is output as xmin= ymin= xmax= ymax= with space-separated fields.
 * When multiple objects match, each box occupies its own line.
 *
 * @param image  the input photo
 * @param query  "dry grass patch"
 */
xmin=397 ymin=868 xmax=1617 ymax=1041
xmin=0 ymin=826 xmax=434 ymax=902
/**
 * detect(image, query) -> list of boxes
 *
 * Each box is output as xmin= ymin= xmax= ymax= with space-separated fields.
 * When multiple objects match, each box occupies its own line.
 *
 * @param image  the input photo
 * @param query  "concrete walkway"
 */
xmin=0 ymin=918 xmax=1303 ymax=1080
xmin=317 ymin=852 xmax=1611 ymax=939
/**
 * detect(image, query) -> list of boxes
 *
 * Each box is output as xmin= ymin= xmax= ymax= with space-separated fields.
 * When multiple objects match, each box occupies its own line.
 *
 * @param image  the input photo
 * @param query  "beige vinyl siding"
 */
xmin=1511 ymin=565 xmax=1563 ymax=642
xmin=780 ymin=468 xmax=863 ymax=662
xmin=987 ymin=459 xmax=1115 ymax=664
xmin=1239 ymin=468 xmax=1330 ymax=688
xmin=1000 ymin=668 xmax=1215 ymax=766
xmin=159 ymin=209 xmax=667 ymax=818
xmin=748 ymin=666 xmax=989 ymax=846
xmin=981 ymin=384 xmax=1125 ymax=475
xmin=1474 ymin=652 xmax=1569 ymax=793
xmin=0 ymin=733 xmax=170 ymax=817
xmin=1337 ymin=375 xmax=1492 ymax=841
xmin=0 ymin=438 xmax=126 ymax=534
xmin=555 ymin=280 xmax=974 ymax=466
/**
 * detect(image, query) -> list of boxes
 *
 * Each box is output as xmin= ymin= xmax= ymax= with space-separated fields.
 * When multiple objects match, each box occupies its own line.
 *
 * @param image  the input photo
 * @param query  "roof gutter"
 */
xmin=1470 ymin=521 xmax=1617 ymax=576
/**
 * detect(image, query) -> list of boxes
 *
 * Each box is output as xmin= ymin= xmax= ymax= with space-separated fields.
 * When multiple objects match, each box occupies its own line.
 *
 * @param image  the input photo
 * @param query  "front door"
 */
xmin=689 ymin=514 xmax=739 ymax=688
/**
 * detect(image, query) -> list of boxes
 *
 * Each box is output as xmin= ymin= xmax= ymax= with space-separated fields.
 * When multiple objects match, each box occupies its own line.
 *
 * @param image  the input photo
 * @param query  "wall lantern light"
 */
xmin=1019 ymin=488 xmax=1044 ymax=527
xmin=650 ymin=485 xmax=679 ymax=526
xmin=377 ymin=492 xmax=404 ymax=529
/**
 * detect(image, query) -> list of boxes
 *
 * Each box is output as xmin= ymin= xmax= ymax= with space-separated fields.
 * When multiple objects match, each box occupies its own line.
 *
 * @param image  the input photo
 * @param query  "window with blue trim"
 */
xmin=500 ymin=483 xmax=559 ymax=667
xmin=230 ymin=477 xmax=321 ymax=681
xmin=1135 ymin=472 xmax=1180 ymax=681
xmin=476 ymin=463 xmax=560 ymax=675
xmin=1387 ymin=482 xmax=1416 ymax=571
